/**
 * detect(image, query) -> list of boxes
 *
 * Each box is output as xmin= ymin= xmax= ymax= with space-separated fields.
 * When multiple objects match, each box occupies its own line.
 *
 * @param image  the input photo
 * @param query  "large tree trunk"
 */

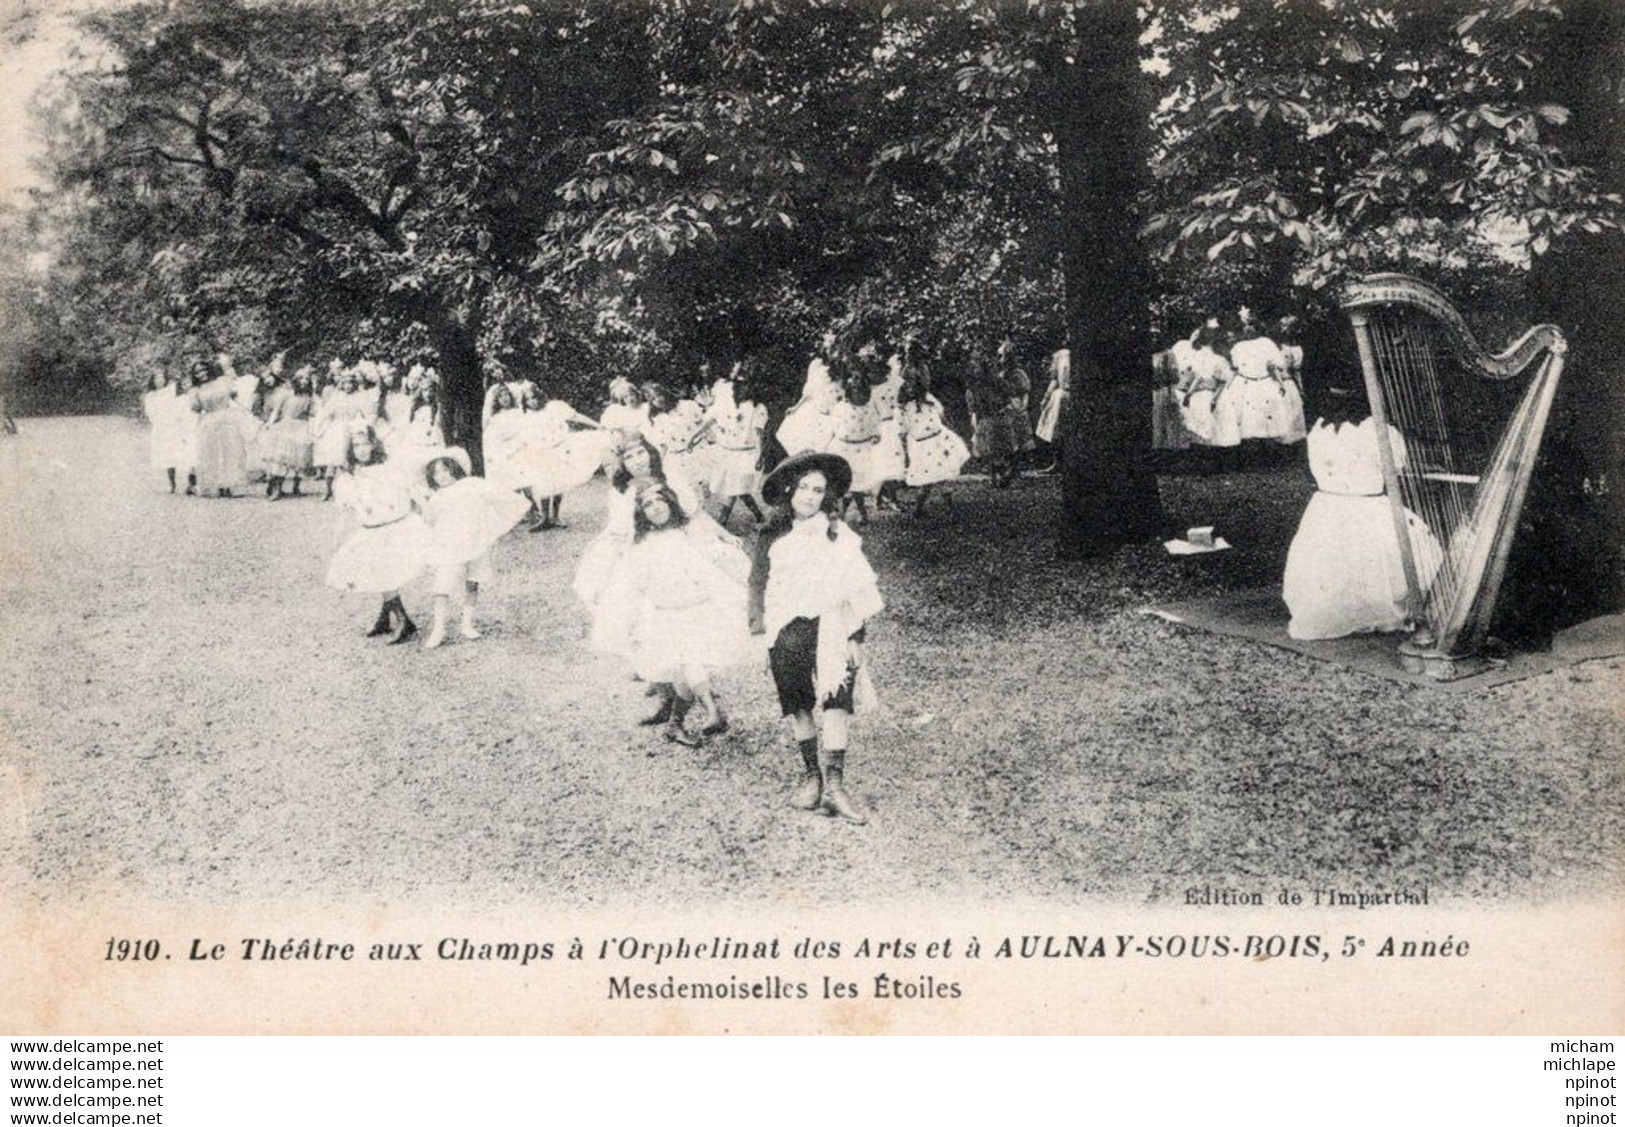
xmin=414 ymin=298 xmax=487 ymax=475
xmin=1050 ymin=0 xmax=1165 ymax=559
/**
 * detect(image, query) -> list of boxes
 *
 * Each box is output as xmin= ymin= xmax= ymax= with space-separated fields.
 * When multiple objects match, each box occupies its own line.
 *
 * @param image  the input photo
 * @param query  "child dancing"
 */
xmin=749 ymin=452 xmax=884 ymax=823
xmin=419 ymin=449 xmax=531 ymax=649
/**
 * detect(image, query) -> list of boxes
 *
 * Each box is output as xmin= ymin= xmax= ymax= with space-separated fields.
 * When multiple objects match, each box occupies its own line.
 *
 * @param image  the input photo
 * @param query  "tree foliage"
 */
xmin=17 ymin=0 xmax=1622 ymax=554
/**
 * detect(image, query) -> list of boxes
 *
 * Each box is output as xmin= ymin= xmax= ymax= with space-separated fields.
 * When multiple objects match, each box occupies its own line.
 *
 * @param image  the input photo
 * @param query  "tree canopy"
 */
xmin=11 ymin=0 xmax=1622 ymax=554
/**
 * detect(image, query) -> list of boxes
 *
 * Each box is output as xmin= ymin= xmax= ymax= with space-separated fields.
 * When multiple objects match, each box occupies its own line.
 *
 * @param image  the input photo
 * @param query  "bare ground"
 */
xmin=1 ymin=416 xmax=1620 ymax=910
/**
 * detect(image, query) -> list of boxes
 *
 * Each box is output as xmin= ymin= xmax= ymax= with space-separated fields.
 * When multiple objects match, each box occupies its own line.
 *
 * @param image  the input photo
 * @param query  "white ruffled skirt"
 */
xmin=904 ymin=426 xmax=969 ymax=487
xmin=777 ymin=405 xmax=834 ymax=455
xmin=326 ymin=517 xmax=432 ymax=593
xmin=708 ymin=444 xmax=761 ymax=498
xmin=424 ymin=477 xmax=532 ymax=566
xmin=1214 ymin=377 xmax=1296 ymax=443
xmin=513 ymin=432 xmax=614 ymax=497
xmin=1282 ymin=492 xmax=1442 ymax=640
xmin=872 ymin=420 xmax=907 ymax=484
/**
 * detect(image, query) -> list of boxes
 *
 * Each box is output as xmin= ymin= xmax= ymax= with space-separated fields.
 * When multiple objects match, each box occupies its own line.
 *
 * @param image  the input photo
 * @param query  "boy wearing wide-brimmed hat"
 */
xmin=748 ymin=451 xmax=884 ymax=824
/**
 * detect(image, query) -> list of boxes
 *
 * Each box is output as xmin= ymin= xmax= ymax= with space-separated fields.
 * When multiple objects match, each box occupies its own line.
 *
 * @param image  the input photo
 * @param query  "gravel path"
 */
xmin=1 ymin=417 xmax=1620 ymax=910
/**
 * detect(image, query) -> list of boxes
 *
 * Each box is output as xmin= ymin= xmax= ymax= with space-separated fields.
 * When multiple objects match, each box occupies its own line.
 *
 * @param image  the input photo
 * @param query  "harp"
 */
xmin=1341 ymin=273 xmax=1567 ymax=680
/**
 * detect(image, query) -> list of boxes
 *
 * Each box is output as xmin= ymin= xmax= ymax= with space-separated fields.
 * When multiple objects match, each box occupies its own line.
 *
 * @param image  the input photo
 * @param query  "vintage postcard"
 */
xmin=1 ymin=0 xmax=1621 ymax=1035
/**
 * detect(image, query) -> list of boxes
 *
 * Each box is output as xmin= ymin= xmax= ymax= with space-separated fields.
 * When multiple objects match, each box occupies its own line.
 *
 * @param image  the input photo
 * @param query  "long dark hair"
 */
xmin=611 ymin=436 xmax=665 ymax=492
xmin=410 ymin=384 xmax=440 ymax=424
xmin=345 ymin=425 xmax=386 ymax=472
xmin=643 ymin=382 xmax=674 ymax=415
xmin=632 ymin=482 xmax=688 ymax=540
xmin=1316 ymin=374 xmax=1371 ymax=429
xmin=424 ymin=455 xmax=468 ymax=488
xmin=748 ymin=476 xmax=843 ymax=633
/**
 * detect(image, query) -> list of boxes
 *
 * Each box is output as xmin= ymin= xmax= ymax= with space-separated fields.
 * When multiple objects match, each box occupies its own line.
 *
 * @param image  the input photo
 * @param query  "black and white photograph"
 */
xmin=1 ymin=0 xmax=1622 ymax=1035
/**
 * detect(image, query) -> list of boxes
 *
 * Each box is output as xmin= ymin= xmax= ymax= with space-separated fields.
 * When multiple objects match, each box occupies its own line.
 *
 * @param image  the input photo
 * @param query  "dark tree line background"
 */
xmin=3 ymin=0 xmax=1620 ymax=615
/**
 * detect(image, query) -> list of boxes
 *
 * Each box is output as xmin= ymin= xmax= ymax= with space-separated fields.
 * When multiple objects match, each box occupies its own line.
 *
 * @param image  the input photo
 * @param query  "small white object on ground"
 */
xmin=1164 ymin=537 xmax=1231 ymax=556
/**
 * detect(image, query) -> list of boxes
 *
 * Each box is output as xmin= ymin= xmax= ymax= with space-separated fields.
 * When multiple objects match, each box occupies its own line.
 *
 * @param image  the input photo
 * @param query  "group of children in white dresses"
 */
xmin=141 ymin=354 xmax=446 ymax=502
xmin=778 ymin=344 xmax=971 ymax=519
xmin=1153 ymin=316 xmax=1308 ymax=451
xmin=133 ymin=321 xmax=1452 ymax=823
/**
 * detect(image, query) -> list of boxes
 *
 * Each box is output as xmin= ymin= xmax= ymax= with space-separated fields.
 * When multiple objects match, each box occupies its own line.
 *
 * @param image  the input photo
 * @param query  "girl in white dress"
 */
xmin=232 ymin=357 xmax=271 ymax=484
xmin=705 ymin=369 xmax=768 ymax=529
xmin=996 ymin=339 xmax=1034 ymax=460
xmin=313 ymin=369 xmax=360 ymax=500
xmin=1218 ymin=331 xmax=1298 ymax=443
xmin=599 ymin=378 xmax=649 ymax=434
xmin=1180 ymin=326 xmax=1236 ymax=447
xmin=189 ymin=357 xmax=248 ymax=497
xmin=169 ymin=371 xmax=199 ymax=494
xmin=378 ymin=365 xmax=413 ymax=438
xmin=776 ymin=352 xmax=839 ymax=455
xmin=1274 ymin=316 xmax=1309 ymax=444
xmin=1035 ymin=347 xmax=1072 ymax=465
xmin=346 ymin=363 xmax=380 ymax=430
xmin=141 ymin=373 xmax=185 ymax=492
xmin=513 ymin=384 xmax=613 ymax=530
xmin=481 ymin=384 xmax=528 ymax=490
xmin=1281 ymin=383 xmax=1443 ymax=640
xmin=749 ymin=452 xmax=884 ymax=824
xmin=326 ymin=425 xmax=430 ymax=645
xmin=598 ymin=479 xmax=755 ymax=746
xmin=573 ymin=437 xmax=648 ymax=653
xmin=676 ymin=373 xmax=719 ymax=489
xmin=967 ymin=358 xmax=1019 ymax=488
xmin=870 ymin=354 xmax=908 ymax=508
xmin=394 ymin=381 xmax=446 ymax=464
xmin=262 ymin=368 xmax=316 ymax=501
xmin=640 ymin=382 xmax=706 ymax=494
xmin=418 ymin=449 xmax=532 ymax=649
xmin=573 ymin=440 xmax=645 ymax=629
xmin=898 ymin=368 xmax=969 ymax=516
xmin=828 ymin=371 xmax=882 ymax=524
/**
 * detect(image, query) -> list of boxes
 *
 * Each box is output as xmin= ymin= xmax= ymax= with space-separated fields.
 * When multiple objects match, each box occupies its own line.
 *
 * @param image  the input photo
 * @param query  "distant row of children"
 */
xmin=1152 ymin=315 xmax=1308 ymax=449
xmin=140 ymin=354 xmax=445 ymax=501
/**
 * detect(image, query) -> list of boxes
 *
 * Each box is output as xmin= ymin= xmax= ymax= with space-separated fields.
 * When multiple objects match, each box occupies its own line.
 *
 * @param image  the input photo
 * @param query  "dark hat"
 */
xmin=760 ymin=450 xmax=852 ymax=506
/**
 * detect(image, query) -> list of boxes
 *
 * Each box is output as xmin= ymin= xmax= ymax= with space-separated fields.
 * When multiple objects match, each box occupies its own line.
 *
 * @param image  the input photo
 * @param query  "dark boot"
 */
xmin=790 ymin=737 xmax=822 ymax=811
xmin=366 ymin=599 xmax=397 ymax=638
xmin=388 ymin=608 xmax=419 ymax=646
xmin=639 ymin=686 xmax=675 ymax=726
xmin=662 ymin=698 xmax=699 ymax=746
xmin=821 ymin=751 xmax=868 ymax=824
xmin=698 ymin=698 xmax=729 ymax=735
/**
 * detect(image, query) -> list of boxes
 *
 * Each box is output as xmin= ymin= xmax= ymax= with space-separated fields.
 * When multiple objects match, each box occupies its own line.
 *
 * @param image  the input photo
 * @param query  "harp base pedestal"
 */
xmin=1397 ymin=640 xmax=1493 ymax=682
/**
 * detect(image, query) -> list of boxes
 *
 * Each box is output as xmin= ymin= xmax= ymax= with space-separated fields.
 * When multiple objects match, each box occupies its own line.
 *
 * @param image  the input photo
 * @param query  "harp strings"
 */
xmin=1368 ymin=311 xmax=1462 ymax=620
xmin=1365 ymin=306 xmax=1557 ymax=651
xmin=1409 ymin=313 xmax=1467 ymax=619
xmin=1343 ymin=275 xmax=1566 ymax=665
